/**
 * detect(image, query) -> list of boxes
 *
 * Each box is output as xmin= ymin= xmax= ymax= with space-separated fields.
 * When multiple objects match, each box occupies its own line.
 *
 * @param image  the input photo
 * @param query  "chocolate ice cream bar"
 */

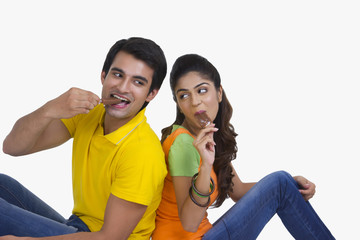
xmin=100 ymin=98 xmax=122 ymax=105
xmin=195 ymin=111 xmax=211 ymax=128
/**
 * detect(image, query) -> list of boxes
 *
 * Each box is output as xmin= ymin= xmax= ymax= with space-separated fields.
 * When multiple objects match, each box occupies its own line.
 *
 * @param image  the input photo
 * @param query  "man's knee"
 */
xmin=0 ymin=173 xmax=16 ymax=187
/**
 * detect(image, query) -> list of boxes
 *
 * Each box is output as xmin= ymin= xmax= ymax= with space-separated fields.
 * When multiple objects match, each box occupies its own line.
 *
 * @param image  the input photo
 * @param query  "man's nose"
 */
xmin=117 ymin=78 xmax=131 ymax=92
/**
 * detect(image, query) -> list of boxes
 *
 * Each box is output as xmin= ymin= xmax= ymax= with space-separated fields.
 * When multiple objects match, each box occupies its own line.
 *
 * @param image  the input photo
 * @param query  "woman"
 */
xmin=152 ymin=54 xmax=335 ymax=239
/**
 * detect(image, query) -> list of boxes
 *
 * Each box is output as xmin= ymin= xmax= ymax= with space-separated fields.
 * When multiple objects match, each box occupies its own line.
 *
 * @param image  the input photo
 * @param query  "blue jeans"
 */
xmin=203 ymin=171 xmax=335 ymax=240
xmin=0 ymin=174 xmax=90 ymax=236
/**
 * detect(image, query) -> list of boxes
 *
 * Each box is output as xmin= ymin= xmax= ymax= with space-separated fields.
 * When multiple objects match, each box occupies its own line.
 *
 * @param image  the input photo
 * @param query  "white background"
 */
xmin=0 ymin=1 xmax=359 ymax=239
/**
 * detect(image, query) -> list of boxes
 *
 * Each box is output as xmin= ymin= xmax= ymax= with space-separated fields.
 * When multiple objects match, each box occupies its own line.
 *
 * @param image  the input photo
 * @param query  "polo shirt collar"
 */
xmin=99 ymin=108 xmax=146 ymax=145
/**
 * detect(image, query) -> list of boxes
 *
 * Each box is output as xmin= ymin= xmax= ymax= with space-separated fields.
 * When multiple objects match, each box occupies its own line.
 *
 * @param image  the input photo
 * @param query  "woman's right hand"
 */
xmin=192 ymin=124 xmax=218 ymax=167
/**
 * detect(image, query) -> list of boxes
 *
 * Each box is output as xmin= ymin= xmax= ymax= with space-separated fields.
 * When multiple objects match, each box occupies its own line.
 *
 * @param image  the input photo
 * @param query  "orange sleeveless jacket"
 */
xmin=152 ymin=127 xmax=218 ymax=240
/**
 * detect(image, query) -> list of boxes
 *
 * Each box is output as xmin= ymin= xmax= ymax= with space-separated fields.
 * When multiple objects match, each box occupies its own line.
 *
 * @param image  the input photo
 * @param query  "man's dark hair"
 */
xmin=102 ymin=37 xmax=167 ymax=109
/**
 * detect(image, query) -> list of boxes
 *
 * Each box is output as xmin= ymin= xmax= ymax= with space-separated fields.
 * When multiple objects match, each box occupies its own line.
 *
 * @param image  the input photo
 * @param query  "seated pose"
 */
xmin=1 ymin=37 xmax=167 ymax=239
xmin=152 ymin=54 xmax=335 ymax=240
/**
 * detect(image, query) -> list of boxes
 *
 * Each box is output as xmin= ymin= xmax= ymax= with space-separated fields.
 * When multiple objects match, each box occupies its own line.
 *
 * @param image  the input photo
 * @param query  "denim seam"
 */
xmin=0 ymin=184 xmax=27 ymax=210
xmin=229 ymin=193 xmax=277 ymax=239
xmin=221 ymin=219 xmax=232 ymax=240
xmin=279 ymin=177 xmax=318 ymax=240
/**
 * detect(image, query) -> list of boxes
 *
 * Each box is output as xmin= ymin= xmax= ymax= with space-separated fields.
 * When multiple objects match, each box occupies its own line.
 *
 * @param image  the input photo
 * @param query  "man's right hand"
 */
xmin=44 ymin=87 xmax=100 ymax=120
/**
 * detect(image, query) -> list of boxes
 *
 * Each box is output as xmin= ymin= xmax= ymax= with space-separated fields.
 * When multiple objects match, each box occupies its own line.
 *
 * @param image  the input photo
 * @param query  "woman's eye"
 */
xmin=199 ymin=88 xmax=207 ymax=94
xmin=179 ymin=93 xmax=189 ymax=99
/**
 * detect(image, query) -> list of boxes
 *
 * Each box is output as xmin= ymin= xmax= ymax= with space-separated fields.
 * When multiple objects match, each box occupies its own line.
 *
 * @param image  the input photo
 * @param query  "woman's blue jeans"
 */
xmin=203 ymin=171 xmax=335 ymax=240
xmin=0 ymin=173 xmax=90 ymax=236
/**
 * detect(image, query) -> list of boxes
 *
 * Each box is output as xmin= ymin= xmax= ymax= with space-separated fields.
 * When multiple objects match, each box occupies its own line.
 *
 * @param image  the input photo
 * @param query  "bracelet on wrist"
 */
xmin=189 ymin=186 xmax=210 ymax=207
xmin=191 ymin=173 xmax=215 ymax=198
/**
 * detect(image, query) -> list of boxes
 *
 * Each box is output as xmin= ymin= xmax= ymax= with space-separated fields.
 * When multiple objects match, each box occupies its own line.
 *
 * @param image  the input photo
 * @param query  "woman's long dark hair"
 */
xmin=161 ymin=54 xmax=238 ymax=207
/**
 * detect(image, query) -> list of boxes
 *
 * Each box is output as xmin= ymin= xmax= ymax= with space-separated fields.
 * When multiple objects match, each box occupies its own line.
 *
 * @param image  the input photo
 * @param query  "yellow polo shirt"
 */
xmin=61 ymin=104 xmax=167 ymax=239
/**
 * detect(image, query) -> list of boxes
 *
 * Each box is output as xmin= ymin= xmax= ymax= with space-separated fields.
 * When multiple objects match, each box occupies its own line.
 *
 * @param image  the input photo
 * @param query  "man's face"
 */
xmin=101 ymin=51 xmax=157 ymax=127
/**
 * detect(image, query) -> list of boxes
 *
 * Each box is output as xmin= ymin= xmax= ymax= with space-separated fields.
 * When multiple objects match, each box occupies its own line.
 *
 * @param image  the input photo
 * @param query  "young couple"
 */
xmin=0 ymin=37 xmax=335 ymax=239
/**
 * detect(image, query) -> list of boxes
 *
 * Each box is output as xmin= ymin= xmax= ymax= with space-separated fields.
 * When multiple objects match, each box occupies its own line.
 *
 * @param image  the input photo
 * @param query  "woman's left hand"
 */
xmin=293 ymin=175 xmax=316 ymax=201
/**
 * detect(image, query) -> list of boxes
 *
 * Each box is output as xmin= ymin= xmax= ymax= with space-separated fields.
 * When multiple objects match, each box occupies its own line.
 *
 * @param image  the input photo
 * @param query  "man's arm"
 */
xmin=0 ymin=194 xmax=147 ymax=240
xmin=100 ymin=194 xmax=147 ymax=239
xmin=3 ymin=88 xmax=99 ymax=156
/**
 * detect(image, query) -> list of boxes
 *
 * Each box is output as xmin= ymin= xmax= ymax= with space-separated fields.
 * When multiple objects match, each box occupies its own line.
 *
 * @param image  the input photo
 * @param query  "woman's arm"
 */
xmin=229 ymin=165 xmax=316 ymax=202
xmin=172 ymin=125 xmax=217 ymax=232
xmin=229 ymin=164 xmax=256 ymax=202
xmin=172 ymin=163 xmax=213 ymax=232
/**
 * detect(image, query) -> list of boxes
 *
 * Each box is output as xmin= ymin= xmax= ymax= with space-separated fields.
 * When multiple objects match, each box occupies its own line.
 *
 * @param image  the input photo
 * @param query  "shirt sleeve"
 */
xmin=61 ymin=114 xmax=84 ymax=137
xmin=168 ymin=133 xmax=200 ymax=177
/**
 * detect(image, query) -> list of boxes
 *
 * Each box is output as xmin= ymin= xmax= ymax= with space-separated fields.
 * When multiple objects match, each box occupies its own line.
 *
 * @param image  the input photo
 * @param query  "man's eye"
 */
xmin=114 ymin=73 xmax=123 ymax=78
xmin=134 ymin=80 xmax=145 ymax=86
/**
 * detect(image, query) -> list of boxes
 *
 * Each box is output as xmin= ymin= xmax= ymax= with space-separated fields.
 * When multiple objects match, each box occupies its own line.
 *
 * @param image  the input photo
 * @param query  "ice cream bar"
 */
xmin=101 ymin=98 xmax=122 ymax=105
xmin=195 ymin=111 xmax=211 ymax=128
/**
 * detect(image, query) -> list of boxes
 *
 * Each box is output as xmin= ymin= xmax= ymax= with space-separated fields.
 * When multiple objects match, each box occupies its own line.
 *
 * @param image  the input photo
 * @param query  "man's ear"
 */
xmin=101 ymin=71 xmax=106 ymax=84
xmin=145 ymin=89 xmax=159 ymax=102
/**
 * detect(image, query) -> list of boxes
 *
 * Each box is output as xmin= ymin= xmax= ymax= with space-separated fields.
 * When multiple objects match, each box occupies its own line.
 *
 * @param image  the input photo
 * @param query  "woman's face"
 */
xmin=174 ymin=71 xmax=222 ymax=135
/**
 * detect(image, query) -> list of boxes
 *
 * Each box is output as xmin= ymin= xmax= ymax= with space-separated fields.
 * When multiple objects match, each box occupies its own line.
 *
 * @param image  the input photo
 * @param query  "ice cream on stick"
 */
xmin=100 ymin=98 xmax=123 ymax=105
xmin=195 ymin=111 xmax=211 ymax=128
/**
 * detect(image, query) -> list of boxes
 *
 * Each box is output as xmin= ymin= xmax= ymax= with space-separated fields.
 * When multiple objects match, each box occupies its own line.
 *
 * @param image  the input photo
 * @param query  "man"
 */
xmin=1 ymin=37 xmax=167 ymax=239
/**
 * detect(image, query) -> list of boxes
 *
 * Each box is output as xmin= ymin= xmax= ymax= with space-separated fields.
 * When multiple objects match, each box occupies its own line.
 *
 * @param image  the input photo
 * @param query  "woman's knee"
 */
xmin=265 ymin=171 xmax=295 ymax=188
xmin=270 ymin=170 xmax=292 ymax=179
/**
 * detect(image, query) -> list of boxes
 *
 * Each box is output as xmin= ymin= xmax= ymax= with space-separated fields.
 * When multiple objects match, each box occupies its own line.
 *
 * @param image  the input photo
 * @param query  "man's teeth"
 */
xmin=111 ymin=95 xmax=129 ymax=102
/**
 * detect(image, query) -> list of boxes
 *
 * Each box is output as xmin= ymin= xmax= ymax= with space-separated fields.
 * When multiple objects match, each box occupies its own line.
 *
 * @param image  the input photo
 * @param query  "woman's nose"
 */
xmin=191 ymin=95 xmax=201 ymax=106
